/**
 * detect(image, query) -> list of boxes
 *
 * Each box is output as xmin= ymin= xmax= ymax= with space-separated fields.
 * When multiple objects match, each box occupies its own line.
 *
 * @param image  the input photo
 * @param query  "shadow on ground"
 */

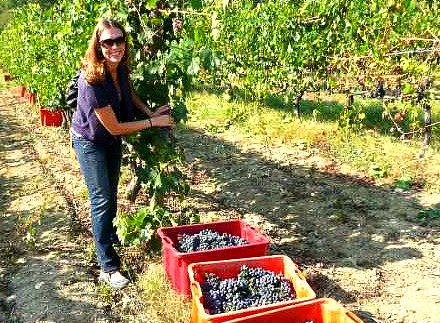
xmin=177 ymin=125 xmax=438 ymax=322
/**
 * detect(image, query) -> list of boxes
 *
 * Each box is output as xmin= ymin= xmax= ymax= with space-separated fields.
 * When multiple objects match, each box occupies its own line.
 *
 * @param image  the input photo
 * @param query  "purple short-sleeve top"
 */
xmin=71 ymin=67 xmax=135 ymax=146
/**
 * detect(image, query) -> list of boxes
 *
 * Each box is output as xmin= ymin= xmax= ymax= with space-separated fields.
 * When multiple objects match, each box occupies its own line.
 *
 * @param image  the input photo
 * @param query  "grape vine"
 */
xmin=183 ymin=0 xmax=439 ymax=147
xmin=0 ymin=0 xmax=207 ymax=245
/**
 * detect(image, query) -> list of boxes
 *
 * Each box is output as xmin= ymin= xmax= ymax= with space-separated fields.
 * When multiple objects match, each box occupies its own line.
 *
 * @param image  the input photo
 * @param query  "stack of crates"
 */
xmin=157 ymin=219 xmax=364 ymax=322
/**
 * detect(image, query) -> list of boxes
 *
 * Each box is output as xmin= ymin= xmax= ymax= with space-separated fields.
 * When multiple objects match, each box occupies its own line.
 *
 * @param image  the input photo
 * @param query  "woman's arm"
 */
xmin=131 ymin=88 xmax=170 ymax=117
xmin=94 ymin=105 xmax=172 ymax=136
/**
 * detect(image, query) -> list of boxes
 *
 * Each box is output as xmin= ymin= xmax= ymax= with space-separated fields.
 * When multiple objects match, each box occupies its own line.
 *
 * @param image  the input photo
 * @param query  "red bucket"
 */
xmin=40 ymin=107 xmax=63 ymax=127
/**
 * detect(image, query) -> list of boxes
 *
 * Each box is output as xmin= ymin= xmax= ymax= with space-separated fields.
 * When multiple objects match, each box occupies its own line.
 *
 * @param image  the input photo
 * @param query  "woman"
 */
xmin=71 ymin=18 xmax=173 ymax=289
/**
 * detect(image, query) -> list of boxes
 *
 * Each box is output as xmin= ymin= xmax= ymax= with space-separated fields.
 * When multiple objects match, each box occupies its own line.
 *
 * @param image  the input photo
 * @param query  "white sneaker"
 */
xmin=98 ymin=270 xmax=129 ymax=289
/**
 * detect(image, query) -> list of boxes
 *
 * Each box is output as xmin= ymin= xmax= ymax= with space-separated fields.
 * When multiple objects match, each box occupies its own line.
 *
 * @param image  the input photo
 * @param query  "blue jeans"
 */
xmin=72 ymin=132 xmax=122 ymax=273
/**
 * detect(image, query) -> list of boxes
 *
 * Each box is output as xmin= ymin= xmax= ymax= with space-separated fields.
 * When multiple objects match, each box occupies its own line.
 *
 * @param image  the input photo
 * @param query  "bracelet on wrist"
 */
xmin=144 ymin=106 xmax=150 ymax=116
xmin=148 ymin=119 xmax=153 ymax=128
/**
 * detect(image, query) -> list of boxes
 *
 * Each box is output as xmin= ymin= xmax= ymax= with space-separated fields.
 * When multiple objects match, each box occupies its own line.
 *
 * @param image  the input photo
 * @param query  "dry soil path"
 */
xmin=0 ymin=88 xmax=117 ymax=323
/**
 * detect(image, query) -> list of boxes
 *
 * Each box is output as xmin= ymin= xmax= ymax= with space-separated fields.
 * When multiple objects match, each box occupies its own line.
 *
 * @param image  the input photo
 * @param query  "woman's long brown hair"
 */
xmin=82 ymin=18 xmax=130 ymax=85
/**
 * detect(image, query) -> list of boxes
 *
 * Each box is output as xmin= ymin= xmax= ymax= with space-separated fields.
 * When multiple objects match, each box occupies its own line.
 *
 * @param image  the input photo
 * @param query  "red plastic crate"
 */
xmin=223 ymin=298 xmax=364 ymax=323
xmin=188 ymin=255 xmax=316 ymax=323
xmin=157 ymin=220 xmax=271 ymax=297
xmin=40 ymin=107 xmax=63 ymax=127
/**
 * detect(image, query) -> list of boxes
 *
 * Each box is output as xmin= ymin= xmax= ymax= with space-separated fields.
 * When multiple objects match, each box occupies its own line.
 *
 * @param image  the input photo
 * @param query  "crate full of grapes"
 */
xmin=156 ymin=220 xmax=270 ymax=297
xmin=222 ymin=298 xmax=364 ymax=323
xmin=188 ymin=255 xmax=316 ymax=323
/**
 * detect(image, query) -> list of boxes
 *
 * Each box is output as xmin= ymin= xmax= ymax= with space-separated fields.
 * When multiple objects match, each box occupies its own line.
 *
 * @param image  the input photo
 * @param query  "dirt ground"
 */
xmin=0 ymin=88 xmax=121 ymax=322
xmin=0 ymin=85 xmax=439 ymax=323
xmin=178 ymin=128 xmax=440 ymax=323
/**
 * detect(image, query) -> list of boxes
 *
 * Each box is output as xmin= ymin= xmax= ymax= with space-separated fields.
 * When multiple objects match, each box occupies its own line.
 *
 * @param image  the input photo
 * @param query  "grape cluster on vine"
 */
xmin=373 ymin=80 xmax=386 ymax=98
xmin=172 ymin=18 xmax=183 ymax=34
xmin=200 ymin=265 xmax=296 ymax=314
xmin=177 ymin=229 xmax=248 ymax=253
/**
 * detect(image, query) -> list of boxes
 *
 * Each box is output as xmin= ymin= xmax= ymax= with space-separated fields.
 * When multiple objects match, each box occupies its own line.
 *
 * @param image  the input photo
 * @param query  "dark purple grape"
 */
xmin=177 ymin=229 xmax=248 ymax=253
xmin=172 ymin=18 xmax=182 ymax=34
xmin=200 ymin=265 xmax=296 ymax=314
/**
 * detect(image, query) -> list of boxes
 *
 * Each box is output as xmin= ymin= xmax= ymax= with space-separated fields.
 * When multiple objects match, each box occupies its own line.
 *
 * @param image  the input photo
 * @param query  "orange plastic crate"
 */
xmin=157 ymin=220 xmax=270 ymax=297
xmin=223 ymin=298 xmax=364 ymax=323
xmin=188 ymin=255 xmax=316 ymax=323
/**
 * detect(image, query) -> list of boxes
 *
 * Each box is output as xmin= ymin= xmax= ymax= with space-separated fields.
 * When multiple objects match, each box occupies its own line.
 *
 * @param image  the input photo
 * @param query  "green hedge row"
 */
xmin=0 ymin=0 xmax=207 ymax=121
xmin=187 ymin=0 xmax=439 ymax=101
xmin=0 ymin=2 xmax=96 ymax=110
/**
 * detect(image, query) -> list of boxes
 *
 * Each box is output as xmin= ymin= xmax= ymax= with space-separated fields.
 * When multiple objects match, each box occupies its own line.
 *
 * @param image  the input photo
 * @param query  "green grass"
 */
xmin=134 ymin=263 xmax=191 ymax=323
xmin=0 ymin=9 xmax=12 ymax=31
xmin=113 ymin=262 xmax=191 ymax=323
xmin=186 ymin=88 xmax=440 ymax=192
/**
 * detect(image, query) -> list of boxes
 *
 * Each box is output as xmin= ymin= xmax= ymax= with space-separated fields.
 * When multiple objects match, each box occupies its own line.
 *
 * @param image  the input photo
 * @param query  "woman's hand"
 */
xmin=151 ymin=104 xmax=170 ymax=117
xmin=151 ymin=113 xmax=174 ymax=128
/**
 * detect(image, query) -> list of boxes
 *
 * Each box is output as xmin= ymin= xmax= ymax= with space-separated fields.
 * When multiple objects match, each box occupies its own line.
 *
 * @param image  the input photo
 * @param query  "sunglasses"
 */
xmin=99 ymin=36 xmax=126 ymax=48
